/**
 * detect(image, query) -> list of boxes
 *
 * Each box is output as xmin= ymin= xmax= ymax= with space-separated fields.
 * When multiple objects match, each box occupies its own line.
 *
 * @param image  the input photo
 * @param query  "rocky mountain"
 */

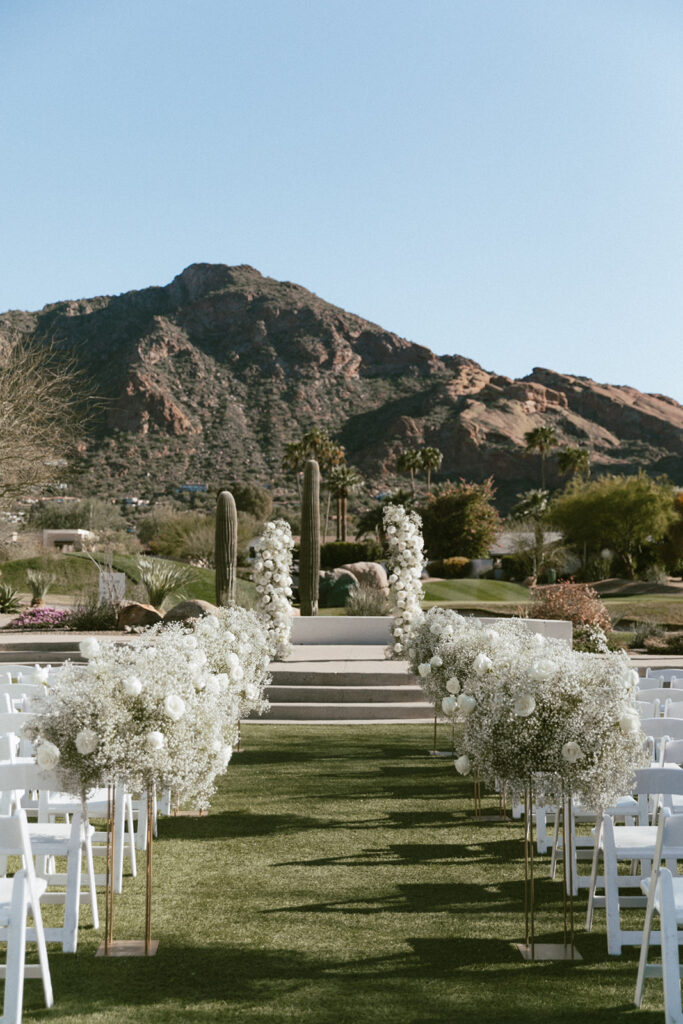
xmin=1 ymin=262 xmax=681 ymax=509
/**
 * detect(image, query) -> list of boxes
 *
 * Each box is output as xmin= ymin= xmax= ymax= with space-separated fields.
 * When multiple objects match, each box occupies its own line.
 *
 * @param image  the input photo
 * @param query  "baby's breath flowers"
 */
xmin=384 ymin=504 xmax=425 ymax=658
xmin=252 ymin=520 xmax=294 ymax=660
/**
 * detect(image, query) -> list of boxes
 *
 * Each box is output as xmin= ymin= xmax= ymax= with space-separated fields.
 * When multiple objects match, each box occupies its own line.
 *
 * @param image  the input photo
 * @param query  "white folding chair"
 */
xmin=637 ymin=699 xmax=661 ymax=719
xmin=0 ymin=809 xmax=53 ymax=1024
xmin=45 ymin=785 xmax=137 ymax=893
xmin=0 ymin=685 xmax=45 ymax=714
xmin=635 ymin=811 xmax=683 ymax=1019
xmin=647 ymin=669 xmax=683 ymax=683
xmin=0 ymin=762 xmax=98 ymax=953
xmin=586 ymin=767 xmax=683 ymax=955
xmin=641 ymin=719 xmax=683 ymax=763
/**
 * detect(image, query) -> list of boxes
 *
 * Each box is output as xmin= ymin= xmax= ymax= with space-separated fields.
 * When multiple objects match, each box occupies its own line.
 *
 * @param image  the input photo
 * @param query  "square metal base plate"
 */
xmin=96 ymin=940 xmax=159 ymax=957
xmin=516 ymin=943 xmax=582 ymax=961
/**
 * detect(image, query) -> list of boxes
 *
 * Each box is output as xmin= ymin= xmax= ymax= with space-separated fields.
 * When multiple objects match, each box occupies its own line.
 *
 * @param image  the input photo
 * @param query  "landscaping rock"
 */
xmin=116 ymin=602 xmax=163 ymax=629
xmin=340 ymin=562 xmax=389 ymax=594
xmin=163 ymin=599 xmax=218 ymax=622
xmin=319 ymin=568 xmax=358 ymax=608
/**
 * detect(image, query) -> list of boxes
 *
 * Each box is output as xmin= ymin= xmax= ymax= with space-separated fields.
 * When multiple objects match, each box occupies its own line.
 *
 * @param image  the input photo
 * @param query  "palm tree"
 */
xmin=511 ymin=489 xmax=551 ymax=581
xmin=557 ymin=446 xmax=590 ymax=480
xmin=282 ymin=440 xmax=306 ymax=498
xmin=419 ymin=446 xmax=443 ymax=494
xmin=396 ymin=448 xmax=422 ymax=498
xmin=524 ymin=426 xmax=558 ymax=489
xmin=328 ymin=464 xmax=363 ymax=541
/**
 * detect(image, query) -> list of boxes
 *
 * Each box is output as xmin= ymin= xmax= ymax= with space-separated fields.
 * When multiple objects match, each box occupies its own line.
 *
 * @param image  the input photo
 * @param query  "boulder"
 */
xmin=319 ymin=568 xmax=358 ymax=608
xmin=339 ymin=561 xmax=389 ymax=594
xmin=116 ymin=602 xmax=163 ymax=629
xmin=164 ymin=599 xmax=218 ymax=623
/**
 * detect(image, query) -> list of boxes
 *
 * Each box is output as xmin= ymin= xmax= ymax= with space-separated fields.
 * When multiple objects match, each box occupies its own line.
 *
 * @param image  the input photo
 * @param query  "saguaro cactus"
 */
xmin=299 ymin=459 xmax=320 ymax=616
xmin=215 ymin=490 xmax=238 ymax=606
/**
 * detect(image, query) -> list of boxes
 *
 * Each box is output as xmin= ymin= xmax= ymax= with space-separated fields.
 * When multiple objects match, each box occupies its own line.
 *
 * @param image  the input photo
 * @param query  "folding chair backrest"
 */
xmin=669 ymin=677 xmax=683 ymax=689
xmin=647 ymin=668 xmax=683 ymax=682
xmin=0 ymin=712 xmax=36 ymax=737
xmin=662 ymin=738 xmax=683 ymax=766
xmin=636 ymin=699 xmax=660 ymax=718
xmin=640 ymin=718 xmax=683 ymax=740
xmin=638 ymin=688 xmax=682 ymax=704
xmin=0 ymin=762 xmax=62 ymax=803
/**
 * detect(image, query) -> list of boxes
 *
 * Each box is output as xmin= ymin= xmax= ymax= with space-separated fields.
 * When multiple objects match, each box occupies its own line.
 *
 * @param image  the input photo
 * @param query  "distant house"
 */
xmin=42 ymin=529 xmax=95 ymax=552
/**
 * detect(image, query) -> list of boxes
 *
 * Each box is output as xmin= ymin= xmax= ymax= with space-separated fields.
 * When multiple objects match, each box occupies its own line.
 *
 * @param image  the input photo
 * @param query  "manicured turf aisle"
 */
xmin=30 ymin=726 xmax=662 ymax=1023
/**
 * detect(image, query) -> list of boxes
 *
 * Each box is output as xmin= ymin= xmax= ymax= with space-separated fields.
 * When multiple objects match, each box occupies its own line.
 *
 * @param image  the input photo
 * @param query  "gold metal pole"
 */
xmin=567 ymin=791 xmax=575 ymax=959
xmin=561 ymin=789 xmax=568 ymax=948
xmin=103 ymin=785 xmax=112 ymax=955
xmin=530 ymin=782 xmax=535 ymax=959
xmin=528 ymin=786 xmax=532 ymax=946
xmin=145 ymin=795 xmax=153 ymax=956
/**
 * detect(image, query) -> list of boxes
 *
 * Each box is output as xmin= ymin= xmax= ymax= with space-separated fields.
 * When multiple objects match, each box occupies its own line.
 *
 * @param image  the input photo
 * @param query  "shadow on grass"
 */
xmin=158 ymin=809 xmax=330 ymax=841
xmin=42 ymin=939 xmax=662 ymax=1024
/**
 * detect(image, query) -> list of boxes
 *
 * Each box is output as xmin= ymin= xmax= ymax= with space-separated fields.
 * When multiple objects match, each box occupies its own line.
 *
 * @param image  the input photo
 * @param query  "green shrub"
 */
xmin=69 ymin=593 xmax=118 ymax=631
xmin=441 ymin=556 xmax=471 ymax=579
xmin=320 ymin=540 xmax=383 ymax=569
xmin=230 ymin=482 xmax=273 ymax=521
xmin=28 ymin=498 xmax=125 ymax=531
xmin=644 ymin=631 xmax=683 ymax=655
xmin=136 ymin=558 xmax=197 ymax=609
xmin=420 ymin=479 xmax=501 ymax=560
xmin=345 ymin=585 xmax=390 ymax=616
xmin=0 ymin=582 xmax=20 ymax=613
xmin=26 ymin=569 xmax=55 ymax=606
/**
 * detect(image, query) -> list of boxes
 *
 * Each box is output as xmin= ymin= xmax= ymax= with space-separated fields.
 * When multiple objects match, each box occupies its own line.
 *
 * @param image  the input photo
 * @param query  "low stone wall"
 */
xmin=291 ymin=615 xmax=572 ymax=646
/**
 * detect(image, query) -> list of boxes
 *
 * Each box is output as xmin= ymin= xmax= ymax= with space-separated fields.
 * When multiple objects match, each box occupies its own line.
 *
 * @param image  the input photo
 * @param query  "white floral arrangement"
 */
xmin=408 ymin=611 xmax=647 ymax=809
xmin=383 ymin=504 xmax=425 ymax=658
xmin=26 ymin=627 xmax=238 ymax=809
xmin=252 ymin=519 xmax=294 ymax=660
xmin=192 ymin=606 xmax=272 ymax=719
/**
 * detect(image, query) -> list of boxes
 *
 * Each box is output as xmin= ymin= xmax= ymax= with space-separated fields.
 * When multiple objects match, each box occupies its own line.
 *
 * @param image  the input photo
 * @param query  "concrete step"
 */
xmin=255 ymin=701 xmax=433 ymax=722
xmin=265 ymin=684 xmax=425 ymax=703
xmin=0 ymin=651 xmax=83 ymax=665
xmin=270 ymin=669 xmax=415 ymax=687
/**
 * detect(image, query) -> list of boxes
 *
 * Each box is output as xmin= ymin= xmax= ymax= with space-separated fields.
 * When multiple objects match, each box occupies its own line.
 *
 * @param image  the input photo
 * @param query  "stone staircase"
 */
xmin=0 ymin=638 xmax=84 ymax=666
xmin=253 ymin=644 xmax=433 ymax=724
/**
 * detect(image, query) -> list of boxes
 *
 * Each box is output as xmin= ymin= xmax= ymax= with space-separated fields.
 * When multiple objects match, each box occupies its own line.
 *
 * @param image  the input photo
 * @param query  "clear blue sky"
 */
xmin=2 ymin=1 xmax=682 ymax=400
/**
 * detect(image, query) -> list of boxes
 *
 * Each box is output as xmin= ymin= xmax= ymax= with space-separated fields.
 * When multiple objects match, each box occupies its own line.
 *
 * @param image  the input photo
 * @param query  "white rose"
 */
xmin=164 ymin=694 xmax=186 ymax=721
xmin=457 ymin=694 xmax=476 ymax=716
xmin=394 ymin=643 xmax=403 ymax=653
xmin=75 ymin=728 xmax=98 ymax=755
xmin=472 ymin=653 xmax=493 ymax=676
xmin=513 ymin=694 xmax=536 ymax=718
xmin=123 ymin=676 xmax=143 ymax=697
xmin=193 ymin=674 xmax=206 ymax=691
xmin=624 ymin=669 xmax=639 ymax=690
xmin=454 ymin=754 xmax=471 ymax=775
xmin=36 ymin=741 xmax=60 ymax=770
xmin=619 ymin=711 xmax=640 ymax=735
xmin=79 ymin=638 xmax=100 ymax=660
xmin=482 ymin=629 xmax=499 ymax=643
xmin=33 ymin=664 xmax=50 ymax=685
xmin=146 ymin=730 xmax=165 ymax=751
xmin=430 ymin=655 xmax=443 ymax=668
xmin=225 ymin=653 xmax=239 ymax=670
xmin=529 ymin=659 xmax=554 ymax=682
xmin=418 ymin=663 xmax=432 ymax=677
xmin=561 ymin=741 xmax=583 ymax=763
xmin=430 ymin=623 xmax=443 ymax=636
xmin=231 ymin=664 xmax=244 ymax=682
xmin=445 ymin=677 xmax=460 ymax=695
xmin=442 ymin=695 xmax=457 ymax=716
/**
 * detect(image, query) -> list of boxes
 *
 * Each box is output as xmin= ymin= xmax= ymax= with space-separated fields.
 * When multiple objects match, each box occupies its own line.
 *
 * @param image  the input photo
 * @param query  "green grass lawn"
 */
xmin=423 ymin=579 xmax=530 ymax=604
xmin=27 ymin=725 xmax=663 ymax=1023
